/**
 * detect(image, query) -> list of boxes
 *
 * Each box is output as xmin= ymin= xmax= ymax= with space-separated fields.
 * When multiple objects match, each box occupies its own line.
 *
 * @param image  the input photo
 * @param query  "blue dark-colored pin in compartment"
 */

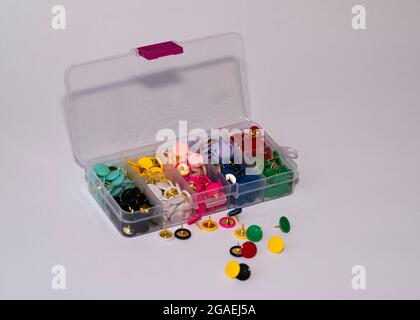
xmin=233 ymin=173 xmax=263 ymax=206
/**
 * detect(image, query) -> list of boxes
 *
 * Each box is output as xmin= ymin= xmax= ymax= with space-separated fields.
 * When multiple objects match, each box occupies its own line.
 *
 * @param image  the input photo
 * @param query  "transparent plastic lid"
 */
xmin=65 ymin=33 xmax=251 ymax=166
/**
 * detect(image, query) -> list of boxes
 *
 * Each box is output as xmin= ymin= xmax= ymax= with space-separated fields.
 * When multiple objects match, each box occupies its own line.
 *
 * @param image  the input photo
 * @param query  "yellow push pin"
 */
xmin=138 ymin=157 xmax=154 ymax=170
xmin=158 ymin=228 xmax=174 ymax=241
xmin=234 ymin=223 xmax=248 ymax=240
xmin=268 ymin=235 xmax=285 ymax=254
xmin=225 ymin=260 xmax=240 ymax=279
xmin=199 ymin=216 xmax=218 ymax=231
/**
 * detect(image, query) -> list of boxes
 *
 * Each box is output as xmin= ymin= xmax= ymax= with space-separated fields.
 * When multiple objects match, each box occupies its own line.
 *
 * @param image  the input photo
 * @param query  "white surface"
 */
xmin=1 ymin=0 xmax=419 ymax=299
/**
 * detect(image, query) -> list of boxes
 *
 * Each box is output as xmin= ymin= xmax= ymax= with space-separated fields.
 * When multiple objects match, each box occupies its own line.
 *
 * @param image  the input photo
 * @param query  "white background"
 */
xmin=1 ymin=0 xmax=419 ymax=299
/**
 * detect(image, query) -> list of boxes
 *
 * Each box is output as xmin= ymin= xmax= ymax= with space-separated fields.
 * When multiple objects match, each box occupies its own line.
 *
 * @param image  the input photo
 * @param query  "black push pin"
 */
xmin=229 ymin=243 xmax=242 ymax=257
xmin=174 ymin=225 xmax=191 ymax=240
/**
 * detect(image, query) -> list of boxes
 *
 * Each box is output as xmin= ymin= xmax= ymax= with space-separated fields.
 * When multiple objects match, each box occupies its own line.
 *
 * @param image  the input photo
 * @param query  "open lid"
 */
xmin=65 ymin=33 xmax=251 ymax=166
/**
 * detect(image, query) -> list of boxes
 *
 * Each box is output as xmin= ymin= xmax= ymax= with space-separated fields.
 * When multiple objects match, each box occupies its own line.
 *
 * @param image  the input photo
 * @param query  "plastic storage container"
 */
xmin=65 ymin=33 xmax=299 ymax=237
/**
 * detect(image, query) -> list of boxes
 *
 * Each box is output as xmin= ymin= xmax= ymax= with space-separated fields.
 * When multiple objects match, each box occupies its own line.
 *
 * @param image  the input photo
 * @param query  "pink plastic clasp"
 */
xmin=137 ymin=41 xmax=183 ymax=60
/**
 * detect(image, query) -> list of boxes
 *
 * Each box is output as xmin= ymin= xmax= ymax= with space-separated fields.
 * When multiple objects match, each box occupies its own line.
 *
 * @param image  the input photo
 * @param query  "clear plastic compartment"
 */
xmin=85 ymin=122 xmax=298 ymax=237
xmin=65 ymin=33 xmax=299 ymax=237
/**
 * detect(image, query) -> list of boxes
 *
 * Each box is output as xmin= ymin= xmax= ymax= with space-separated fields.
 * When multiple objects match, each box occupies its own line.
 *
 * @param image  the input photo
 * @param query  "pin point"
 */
xmin=234 ymin=223 xmax=248 ymax=240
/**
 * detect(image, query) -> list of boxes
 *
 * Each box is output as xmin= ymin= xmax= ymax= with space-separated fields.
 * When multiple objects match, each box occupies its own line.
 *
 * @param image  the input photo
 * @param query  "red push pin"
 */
xmin=241 ymin=241 xmax=257 ymax=259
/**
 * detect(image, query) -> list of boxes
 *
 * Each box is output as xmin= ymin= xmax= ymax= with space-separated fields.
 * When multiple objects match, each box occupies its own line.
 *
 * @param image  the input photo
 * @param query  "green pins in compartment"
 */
xmin=263 ymin=150 xmax=294 ymax=198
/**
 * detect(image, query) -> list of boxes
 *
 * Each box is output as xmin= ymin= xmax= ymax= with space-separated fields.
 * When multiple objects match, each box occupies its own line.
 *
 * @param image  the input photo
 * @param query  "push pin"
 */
xmin=268 ymin=235 xmax=285 ymax=254
xmin=225 ymin=261 xmax=251 ymax=281
xmin=246 ymin=224 xmax=263 ymax=242
xmin=225 ymin=260 xmax=241 ymax=279
xmin=227 ymin=208 xmax=242 ymax=222
xmin=174 ymin=225 xmax=191 ymax=240
xmin=274 ymin=216 xmax=291 ymax=233
xmin=236 ymin=263 xmax=251 ymax=281
xmin=122 ymin=224 xmax=135 ymax=236
xmin=200 ymin=216 xmax=218 ymax=231
xmin=241 ymin=241 xmax=257 ymax=259
xmin=225 ymin=173 xmax=237 ymax=184
xmin=158 ymin=228 xmax=174 ymax=241
xmin=234 ymin=223 xmax=248 ymax=240
xmin=229 ymin=243 xmax=242 ymax=257
xmin=219 ymin=216 xmax=236 ymax=229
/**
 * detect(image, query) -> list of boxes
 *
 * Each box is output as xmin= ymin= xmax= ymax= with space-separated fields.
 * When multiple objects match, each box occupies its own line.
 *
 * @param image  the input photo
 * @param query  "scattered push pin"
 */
xmin=174 ymin=225 xmax=191 ymax=240
xmin=234 ymin=223 xmax=248 ymax=240
xmin=219 ymin=216 xmax=236 ymax=229
xmin=246 ymin=224 xmax=263 ymax=242
xmin=268 ymin=235 xmax=285 ymax=254
xmin=236 ymin=263 xmax=251 ymax=281
xmin=225 ymin=260 xmax=241 ymax=279
xmin=229 ymin=244 xmax=242 ymax=257
xmin=275 ymin=216 xmax=291 ymax=233
xmin=227 ymin=208 xmax=242 ymax=222
xmin=241 ymin=241 xmax=257 ymax=259
xmin=200 ymin=216 xmax=218 ymax=231
xmin=158 ymin=228 xmax=174 ymax=241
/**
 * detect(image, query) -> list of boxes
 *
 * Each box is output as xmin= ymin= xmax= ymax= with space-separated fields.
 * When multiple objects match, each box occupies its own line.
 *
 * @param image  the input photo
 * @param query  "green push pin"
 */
xmin=111 ymin=171 xmax=125 ymax=187
xmin=275 ymin=216 xmax=291 ymax=233
xmin=93 ymin=164 xmax=110 ymax=177
xmin=246 ymin=225 xmax=263 ymax=242
xmin=105 ymin=169 xmax=121 ymax=181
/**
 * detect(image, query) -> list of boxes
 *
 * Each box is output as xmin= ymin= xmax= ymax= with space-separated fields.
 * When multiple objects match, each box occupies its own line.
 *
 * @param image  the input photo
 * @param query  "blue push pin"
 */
xmin=227 ymin=208 xmax=243 ymax=222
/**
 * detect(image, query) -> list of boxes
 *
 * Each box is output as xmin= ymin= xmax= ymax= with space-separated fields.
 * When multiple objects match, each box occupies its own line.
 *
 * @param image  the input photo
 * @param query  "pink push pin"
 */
xmin=219 ymin=216 xmax=236 ymax=229
xmin=188 ymin=152 xmax=204 ymax=168
xmin=172 ymin=142 xmax=189 ymax=158
xmin=187 ymin=213 xmax=202 ymax=225
xmin=187 ymin=176 xmax=205 ymax=192
xmin=206 ymin=182 xmax=223 ymax=197
xmin=199 ymin=175 xmax=212 ymax=187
